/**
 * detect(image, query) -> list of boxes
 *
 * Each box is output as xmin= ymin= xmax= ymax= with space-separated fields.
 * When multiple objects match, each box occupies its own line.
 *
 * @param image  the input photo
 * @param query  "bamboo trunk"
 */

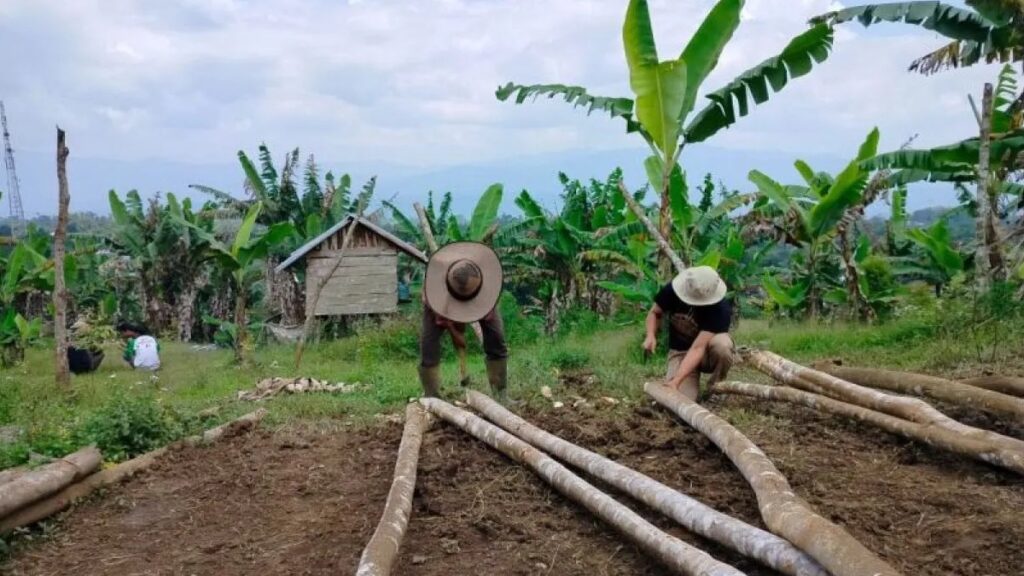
xmin=715 ymin=381 xmax=1024 ymax=475
xmin=0 ymin=447 xmax=101 ymax=518
xmin=645 ymin=382 xmax=901 ymax=576
xmin=54 ymin=127 xmax=71 ymax=389
xmin=420 ymin=397 xmax=745 ymax=576
xmin=466 ymin=391 xmax=826 ymax=576
xmin=357 ymin=404 xmax=430 ymax=576
xmin=813 ymin=362 xmax=1024 ymax=424
xmin=0 ymin=410 xmax=266 ymax=535
xmin=960 ymin=375 xmax=1024 ymax=398
xmin=744 ymin=349 xmax=1024 ymax=460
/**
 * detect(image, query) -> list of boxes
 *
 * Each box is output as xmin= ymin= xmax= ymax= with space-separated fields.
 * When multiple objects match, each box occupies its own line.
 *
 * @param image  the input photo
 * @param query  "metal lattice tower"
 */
xmin=1 ymin=101 xmax=25 ymax=238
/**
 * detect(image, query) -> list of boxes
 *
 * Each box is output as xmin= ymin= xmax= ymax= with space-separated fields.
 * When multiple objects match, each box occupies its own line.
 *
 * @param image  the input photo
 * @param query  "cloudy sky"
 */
xmin=0 ymin=0 xmax=1001 ymax=217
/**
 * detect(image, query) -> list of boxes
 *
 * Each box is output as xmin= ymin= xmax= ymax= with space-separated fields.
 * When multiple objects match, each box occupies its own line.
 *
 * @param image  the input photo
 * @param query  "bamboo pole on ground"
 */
xmin=811 ymin=361 xmax=1024 ymax=423
xmin=715 ymin=381 xmax=1024 ymax=475
xmin=617 ymin=181 xmax=687 ymax=274
xmin=356 ymin=404 xmax=430 ymax=576
xmin=420 ymin=397 xmax=745 ymax=576
xmin=0 ymin=410 xmax=266 ymax=535
xmin=961 ymin=375 xmax=1024 ymax=398
xmin=744 ymin=349 xmax=1024 ymax=458
xmin=0 ymin=447 xmax=101 ymax=518
xmin=466 ymin=391 xmax=827 ymax=576
xmin=645 ymin=382 xmax=901 ymax=576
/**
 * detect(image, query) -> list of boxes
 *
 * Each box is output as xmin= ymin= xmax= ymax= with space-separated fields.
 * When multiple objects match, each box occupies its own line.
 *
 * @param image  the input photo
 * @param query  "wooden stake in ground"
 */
xmin=0 ymin=410 xmax=266 ymax=535
xmin=0 ymin=446 xmax=100 ymax=518
xmin=617 ymin=181 xmax=687 ymax=274
xmin=961 ymin=375 xmax=1024 ymax=398
xmin=53 ymin=127 xmax=71 ymax=389
xmin=356 ymin=404 xmax=430 ymax=576
xmin=645 ymin=382 xmax=900 ymax=576
xmin=812 ymin=361 xmax=1024 ymax=424
xmin=420 ymin=397 xmax=745 ymax=576
xmin=715 ymin=381 xmax=1024 ymax=476
xmin=744 ymin=349 xmax=1024 ymax=460
xmin=466 ymin=391 xmax=827 ymax=576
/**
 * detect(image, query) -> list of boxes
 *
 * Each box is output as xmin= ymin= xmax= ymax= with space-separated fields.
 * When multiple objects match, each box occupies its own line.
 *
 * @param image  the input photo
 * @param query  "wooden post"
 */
xmin=0 ymin=446 xmax=101 ymax=518
xmin=617 ymin=181 xmax=687 ymax=275
xmin=975 ymin=83 xmax=994 ymax=289
xmin=54 ymin=127 xmax=71 ymax=389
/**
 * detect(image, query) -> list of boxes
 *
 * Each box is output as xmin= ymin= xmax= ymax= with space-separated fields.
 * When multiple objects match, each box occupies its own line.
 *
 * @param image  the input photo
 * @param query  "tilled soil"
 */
xmin=4 ymin=393 xmax=1023 ymax=575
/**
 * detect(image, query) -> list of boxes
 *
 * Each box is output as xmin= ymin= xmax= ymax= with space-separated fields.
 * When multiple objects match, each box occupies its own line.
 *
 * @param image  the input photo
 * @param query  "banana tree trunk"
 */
xmin=743 ymin=350 xmax=1024 ymax=464
xmin=234 ymin=279 xmax=247 ymax=364
xmin=644 ymin=382 xmax=900 ymax=576
xmin=420 ymin=397 xmax=745 ymax=576
xmin=265 ymin=256 xmax=304 ymax=326
xmin=176 ymin=281 xmax=199 ymax=342
xmin=813 ymin=362 xmax=1024 ymax=424
xmin=0 ymin=446 xmax=101 ymax=518
xmin=466 ymin=391 xmax=827 ymax=576
xmin=838 ymin=230 xmax=874 ymax=321
xmin=357 ymin=404 xmax=430 ymax=576
xmin=960 ymin=375 xmax=1024 ymax=398
xmin=975 ymin=83 xmax=1007 ymax=286
xmin=714 ymin=381 xmax=1024 ymax=475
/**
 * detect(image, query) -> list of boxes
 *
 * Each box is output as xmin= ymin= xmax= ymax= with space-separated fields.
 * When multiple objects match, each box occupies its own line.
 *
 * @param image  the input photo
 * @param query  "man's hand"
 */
xmin=642 ymin=335 xmax=657 ymax=354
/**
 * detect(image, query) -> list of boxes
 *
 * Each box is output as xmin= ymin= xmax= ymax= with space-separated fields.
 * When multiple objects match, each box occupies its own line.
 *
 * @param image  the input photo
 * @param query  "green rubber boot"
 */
xmin=486 ymin=358 xmax=508 ymax=403
xmin=419 ymin=365 xmax=441 ymax=398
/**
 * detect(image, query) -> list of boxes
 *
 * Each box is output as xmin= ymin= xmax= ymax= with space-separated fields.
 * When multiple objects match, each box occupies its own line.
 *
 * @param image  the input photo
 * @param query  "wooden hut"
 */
xmin=276 ymin=215 xmax=427 ymax=317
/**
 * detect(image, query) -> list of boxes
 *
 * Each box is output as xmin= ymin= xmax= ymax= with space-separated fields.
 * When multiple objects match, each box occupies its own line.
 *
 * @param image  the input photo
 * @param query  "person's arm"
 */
xmin=666 ymin=330 xmax=714 ymax=389
xmin=643 ymin=303 xmax=663 ymax=353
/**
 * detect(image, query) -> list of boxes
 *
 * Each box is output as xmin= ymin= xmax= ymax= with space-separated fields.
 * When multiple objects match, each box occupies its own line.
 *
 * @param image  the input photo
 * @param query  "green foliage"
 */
xmin=75 ymin=394 xmax=190 ymax=462
xmin=545 ymin=348 xmax=590 ymax=371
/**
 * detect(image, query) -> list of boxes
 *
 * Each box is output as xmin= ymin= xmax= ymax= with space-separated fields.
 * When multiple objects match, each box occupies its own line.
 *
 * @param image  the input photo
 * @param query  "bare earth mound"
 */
xmin=4 ymin=398 xmax=1023 ymax=575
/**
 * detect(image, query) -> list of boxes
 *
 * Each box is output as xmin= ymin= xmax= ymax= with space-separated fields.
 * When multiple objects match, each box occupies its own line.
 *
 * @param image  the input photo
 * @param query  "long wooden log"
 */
xmin=420 ymin=397 xmax=745 ymax=576
xmin=0 ymin=447 xmax=101 ymax=518
xmin=357 ymin=404 xmax=430 ymax=576
xmin=466 ymin=391 xmax=826 ymax=576
xmin=617 ymin=181 xmax=687 ymax=274
xmin=715 ymin=381 xmax=1024 ymax=475
xmin=960 ymin=375 xmax=1024 ymax=398
xmin=744 ymin=349 xmax=1024 ymax=460
xmin=812 ymin=361 xmax=1024 ymax=424
xmin=0 ymin=410 xmax=266 ymax=535
xmin=645 ymin=382 xmax=900 ymax=576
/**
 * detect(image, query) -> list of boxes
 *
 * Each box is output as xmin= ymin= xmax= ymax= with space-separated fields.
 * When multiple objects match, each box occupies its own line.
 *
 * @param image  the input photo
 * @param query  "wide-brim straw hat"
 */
xmin=671 ymin=266 xmax=727 ymax=306
xmin=424 ymin=242 xmax=503 ymax=323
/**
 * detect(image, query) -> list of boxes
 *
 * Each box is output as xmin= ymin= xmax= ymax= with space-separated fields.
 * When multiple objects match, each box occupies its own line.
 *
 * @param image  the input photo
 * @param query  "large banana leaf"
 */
xmin=809 ymin=128 xmax=880 ymax=236
xmin=685 ymin=24 xmax=834 ymax=144
xmin=495 ymin=83 xmax=640 ymax=133
xmin=906 ymin=219 xmax=965 ymax=274
xmin=624 ymin=0 xmax=688 ymax=154
xmin=514 ymin=190 xmax=546 ymax=220
xmin=382 ymin=200 xmax=421 ymax=240
xmin=469 ymin=184 xmax=503 ymax=241
xmin=238 ymin=151 xmax=269 ymax=201
xmin=678 ymin=0 xmax=744 ymax=124
xmin=237 ymin=222 xmax=295 ymax=267
xmin=232 ymin=202 xmax=263 ymax=258
xmin=864 ymin=129 xmax=1024 ymax=171
xmin=813 ymin=2 xmax=997 ymax=41
xmin=762 ymin=274 xmax=808 ymax=308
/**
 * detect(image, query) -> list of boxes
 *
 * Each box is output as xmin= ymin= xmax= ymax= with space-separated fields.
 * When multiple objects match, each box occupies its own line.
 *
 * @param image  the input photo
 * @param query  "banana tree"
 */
xmin=0 ymin=242 xmax=48 ymax=366
xmin=814 ymin=1 xmax=1022 ymax=75
xmin=750 ymin=128 xmax=881 ymax=318
xmin=498 ymin=0 xmax=834 ymax=274
xmin=171 ymin=201 xmax=293 ymax=363
xmin=383 ymin=190 xmax=455 ymax=248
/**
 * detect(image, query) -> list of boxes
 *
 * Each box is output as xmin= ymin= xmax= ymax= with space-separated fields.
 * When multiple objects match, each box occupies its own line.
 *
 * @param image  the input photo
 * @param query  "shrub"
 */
xmin=75 ymin=394 xmax=190 ymax=461
xmin=546 ymin=348 xmax=590 ymax=371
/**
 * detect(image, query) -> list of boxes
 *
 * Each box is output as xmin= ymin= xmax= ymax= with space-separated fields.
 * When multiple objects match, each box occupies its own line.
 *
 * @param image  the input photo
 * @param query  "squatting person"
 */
xmin=117 ymin=321 xmax=161 ymax=371
xmin=419 ymin=242 xmax=508 ymax=400
xmin=642 ymin=266 xmax=735 ymax=401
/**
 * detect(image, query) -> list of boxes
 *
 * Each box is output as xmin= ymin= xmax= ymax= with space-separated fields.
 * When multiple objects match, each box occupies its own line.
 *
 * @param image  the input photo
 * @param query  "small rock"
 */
xmin=534 ymin=562 xmax=548 ymax=570
xmin=440 ymin=538 xmax=460 ymax=554
xmin=552 ymin=401 xmax=564 ymax=409
xmin=601 ymin=396 xmax=620 ymax=405
xmin=412 ymin=555 xmax=428 ymax=565
xmin=540 ymin=386 xmax=553 ymax=399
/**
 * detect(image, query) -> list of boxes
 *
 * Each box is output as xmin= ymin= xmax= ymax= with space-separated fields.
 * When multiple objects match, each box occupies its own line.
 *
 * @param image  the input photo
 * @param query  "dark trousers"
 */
xmin=420 ymin=305 xmax=508 ymax=368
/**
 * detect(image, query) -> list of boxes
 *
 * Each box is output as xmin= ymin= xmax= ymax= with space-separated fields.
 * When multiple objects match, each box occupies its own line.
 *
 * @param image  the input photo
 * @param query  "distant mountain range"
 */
xmin=7 ymin=144 xmax=959 ymax=219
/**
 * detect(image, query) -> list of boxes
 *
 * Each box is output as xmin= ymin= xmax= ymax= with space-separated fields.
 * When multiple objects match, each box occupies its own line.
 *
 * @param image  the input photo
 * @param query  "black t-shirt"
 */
xmin=654 ymin=283 xmax=732 ymax=351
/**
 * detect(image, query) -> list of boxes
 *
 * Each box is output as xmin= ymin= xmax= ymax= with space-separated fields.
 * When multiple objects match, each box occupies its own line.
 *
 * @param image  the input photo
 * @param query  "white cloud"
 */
xmin=0 ymin=0 xmax=1001 ymax=179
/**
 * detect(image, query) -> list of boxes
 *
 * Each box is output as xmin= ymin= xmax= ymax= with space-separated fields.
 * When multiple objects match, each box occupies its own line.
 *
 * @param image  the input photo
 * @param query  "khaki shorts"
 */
xmin=666 ymin=333 xmax=736 ymax=398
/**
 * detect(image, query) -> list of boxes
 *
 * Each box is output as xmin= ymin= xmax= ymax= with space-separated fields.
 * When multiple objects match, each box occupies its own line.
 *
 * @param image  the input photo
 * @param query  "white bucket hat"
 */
xmin=671 ymin=266 xmax=727 ymax=306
